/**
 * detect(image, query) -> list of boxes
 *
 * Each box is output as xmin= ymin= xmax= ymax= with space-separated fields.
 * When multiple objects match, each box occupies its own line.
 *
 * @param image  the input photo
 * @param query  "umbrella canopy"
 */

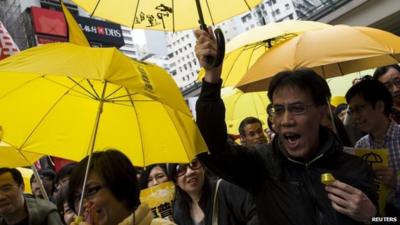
xmin=198 ymin=20 xmax=331 ymax=87
xmin=236 ymin=25 xmax=400 ymax=92
xmin=71 ymin=0 xmax=261 ymax=31
xmin=222 ymin=88 xmax=269 ymax=134
xmin=0 ymin=142 xmax=42 ymax=167
xmin=0 ymin=43 xmax=207 ymax=166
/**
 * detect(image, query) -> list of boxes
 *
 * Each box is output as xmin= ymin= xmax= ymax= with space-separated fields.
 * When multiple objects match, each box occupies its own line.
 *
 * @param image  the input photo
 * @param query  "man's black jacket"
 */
xmin=196 ymin=80 xmax=378 ymax=225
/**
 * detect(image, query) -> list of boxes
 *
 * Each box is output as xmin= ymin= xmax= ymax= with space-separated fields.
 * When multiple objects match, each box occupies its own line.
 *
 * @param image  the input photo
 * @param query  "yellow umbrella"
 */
xmin=222 ymin=88 xmax=269 ymax=134
xmin=198 ymin=20 xmax=331 ymax=87
xmin=0 ymin=42 xmax=207 ymax=167
xmin=236 ymin=25 xmax=400 ymax=92
xmin=71 ymin=0 xmax=261 ymax=31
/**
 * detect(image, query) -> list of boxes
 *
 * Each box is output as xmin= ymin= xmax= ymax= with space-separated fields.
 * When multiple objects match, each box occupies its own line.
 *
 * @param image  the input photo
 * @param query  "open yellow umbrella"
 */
xmin=222 ymin=88 xmax=269 ymax=134
xmin=71 ymin=0 xmax=261 ymax=31
xmin=198 ymin=20 xmax=331 ymax=87
xmin=0 ymin=42 xmax=207 ymax=167
xmin=236 ymin=25 xmax=400 ymax=92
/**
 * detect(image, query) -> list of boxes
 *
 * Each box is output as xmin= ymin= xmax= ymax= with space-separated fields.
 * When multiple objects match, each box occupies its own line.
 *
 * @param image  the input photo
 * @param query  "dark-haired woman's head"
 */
xmin=169 ymin=159 xmax=205 ymax=195
xmin=67 ymin=149 xmax=139 ymax=225
xmin=139 ymin=164 xmax=170 ymax=189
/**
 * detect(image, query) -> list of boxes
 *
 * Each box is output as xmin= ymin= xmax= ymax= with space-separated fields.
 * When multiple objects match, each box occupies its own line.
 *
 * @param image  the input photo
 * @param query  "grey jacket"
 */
xmin=0 ymin=197 xmax=63 ymax=225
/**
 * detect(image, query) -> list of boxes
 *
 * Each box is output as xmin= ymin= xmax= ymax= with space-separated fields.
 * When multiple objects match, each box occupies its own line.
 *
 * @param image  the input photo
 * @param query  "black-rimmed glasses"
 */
xmin=267 ymin=103 xmax=314 ymax=117
xmin=175 ymin=159 xmax=202 ymax=177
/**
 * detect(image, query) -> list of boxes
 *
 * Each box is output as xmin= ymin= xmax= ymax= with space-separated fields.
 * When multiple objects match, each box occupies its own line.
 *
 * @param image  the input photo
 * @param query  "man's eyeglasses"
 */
xmin=267 ymin=103 xmax=314 ymax=117
xmin=348 ymin=103 xmax=369 ymax=115
xmin=175 ymin=159 xmax=202 ymax=177
xmin=383 ymin=78 xmax=400 ymax=92
xmin=73 ymin=184 xmax=106 ymax=206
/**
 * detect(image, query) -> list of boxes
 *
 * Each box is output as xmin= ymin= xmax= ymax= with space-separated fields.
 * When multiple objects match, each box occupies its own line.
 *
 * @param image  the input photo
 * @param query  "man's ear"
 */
xmin=240 ymin=136 xmax=246 ymax=145
xmin=375 ymin=100 xmax=385 ymax=114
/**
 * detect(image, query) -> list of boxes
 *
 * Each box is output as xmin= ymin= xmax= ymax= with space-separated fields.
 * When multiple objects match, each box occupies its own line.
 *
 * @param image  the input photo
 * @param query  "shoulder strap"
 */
xmin=212 ymin=179 xmax=222 ymax=225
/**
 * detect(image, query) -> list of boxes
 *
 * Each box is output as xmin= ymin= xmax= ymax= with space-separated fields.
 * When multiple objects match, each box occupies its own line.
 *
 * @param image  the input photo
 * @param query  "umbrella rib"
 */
xmin=224 ymin=48 xmax=245 ymax=85
xmin=0 ymin=76 xmax=42 ymax=100
xmin=90 ymin=0 xmax=101 ymax=16
xmin=124 ymin=87 xmax=146 ymax=166
xmin=242 ymin=0 xmax=251 ymax=10
xmin=131 ymin=0 xmax=140 ymax=28
xmin=337 ymin=63 xmax=345 ymax=76
xmin=389 ymin=54 xmax=400 ymax=63
xmin=172 ymin=0 xmax=175 ymax=32
xmin=105 ymin=86 xmax=123 ymax=99
xmin=168 ymin=109 xmax=192 ymax=163
xmin=109 ymin=99 xmax=153 ymax=103
xmin=86 ymin=79 xmax=100 ymax=99
xmin=204 ymin=0 xmax=215 ymax=26
xmin=18 ymin=83 xmax=79 ymax=150
xmin=246 ymin=43 xmax=260 ymax=72
xmin=106 ymin=92 xmax=140 ymax=101
xmin=43 ymin=77 xmax=98 ymax=99
xmin=68 ymin=77 xmax=98 ymax=100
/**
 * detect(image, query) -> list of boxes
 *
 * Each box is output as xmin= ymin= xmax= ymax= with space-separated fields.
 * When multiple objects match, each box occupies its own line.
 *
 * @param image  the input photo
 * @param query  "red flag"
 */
xmin=0 ymin=21 xmax=19 ymax=60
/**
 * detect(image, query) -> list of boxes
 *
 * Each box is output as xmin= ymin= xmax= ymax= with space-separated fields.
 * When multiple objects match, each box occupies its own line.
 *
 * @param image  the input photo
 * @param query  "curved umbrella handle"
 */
xmin=201 ymin=27 xmax=225 ymax=68
xmin=208 ymin=28 xmax=225 ymax=68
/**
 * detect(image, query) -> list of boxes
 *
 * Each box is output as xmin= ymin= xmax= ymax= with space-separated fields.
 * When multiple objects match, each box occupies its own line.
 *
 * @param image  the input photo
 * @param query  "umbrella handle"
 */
xmin=202 ymin=27 xmax=225 ymax=68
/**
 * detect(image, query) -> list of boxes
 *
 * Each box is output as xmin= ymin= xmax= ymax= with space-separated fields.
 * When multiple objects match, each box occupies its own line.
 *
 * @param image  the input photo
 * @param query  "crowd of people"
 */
xmin=0 ymin=28 xmax=400 ymax=225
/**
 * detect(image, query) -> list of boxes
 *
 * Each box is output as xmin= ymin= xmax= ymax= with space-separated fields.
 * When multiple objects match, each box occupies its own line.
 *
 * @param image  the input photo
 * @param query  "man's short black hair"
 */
xmin=29 ymin=168 xmax=56 ymax=185
xmin=345 ymin=76 xmax=393 ymax=117
xmin=373 ymin=64 xmax=400 ymax=80
xmin=0 ymin=167 xmax=24 ymax=187
xmin=68 ymin=149 xmax=140 ymax=211
xmin=238 ymin=117 xmax=263 ymax=136
xmin=268 ymin=69 xmax=331 ymax=105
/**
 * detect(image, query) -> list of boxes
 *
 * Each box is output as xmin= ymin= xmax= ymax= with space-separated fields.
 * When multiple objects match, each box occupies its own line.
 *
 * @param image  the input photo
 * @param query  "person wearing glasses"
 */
xmin=0 ymin=167 xmax=64 ymax=225
xmin=67 ymin=150 xmax=175 ymax=225
xmin=346 ymin=77 xmax=400 ymax=216
xmin=373 ymin=64 xmax=400 ymax=124
xmin=194 ymin=28 xmax=377 ymax=225
xmin=139 ymin=164 xmax=170 ymax=189
xmin=169 ymin=159 xmax=259 ymax=225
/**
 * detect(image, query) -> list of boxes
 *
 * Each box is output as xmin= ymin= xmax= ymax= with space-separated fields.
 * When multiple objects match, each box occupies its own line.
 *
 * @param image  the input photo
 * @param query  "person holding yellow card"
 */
xmin=346 ymin=76 xmax=400 ymax=216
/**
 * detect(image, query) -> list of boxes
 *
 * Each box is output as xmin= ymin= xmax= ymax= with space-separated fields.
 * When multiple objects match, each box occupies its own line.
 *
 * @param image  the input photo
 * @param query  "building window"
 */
xmin=285 ymin=3 xmax=290 ymax=10
xmin=272 ymin=0 xmax=276 ymax=4
xmin=275 ymin=9 xmax=280 ymax=15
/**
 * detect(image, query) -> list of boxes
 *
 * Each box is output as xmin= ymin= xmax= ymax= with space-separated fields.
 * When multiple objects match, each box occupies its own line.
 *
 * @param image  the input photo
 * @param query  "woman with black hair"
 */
xmin=169 ymin=159 xmax=259 ymax=225
xmin=67 ymin=149 xmax=175 ymax=225
xmin=139 ymin=164 xmax=170 ymax=189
